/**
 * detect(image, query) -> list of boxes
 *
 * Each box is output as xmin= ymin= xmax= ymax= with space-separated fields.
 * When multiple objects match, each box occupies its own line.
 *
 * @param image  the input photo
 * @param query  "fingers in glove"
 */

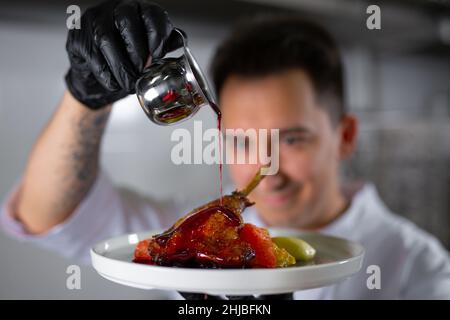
xmin=92 ymin=5 xmax=140 ymax=93
xmin=139 ymin=2 xmax=174 ymax=61
xmin=67 ymin=8 xmax=120 ymax=92
xmin=114 ymin=0 xmax=150 ymax=73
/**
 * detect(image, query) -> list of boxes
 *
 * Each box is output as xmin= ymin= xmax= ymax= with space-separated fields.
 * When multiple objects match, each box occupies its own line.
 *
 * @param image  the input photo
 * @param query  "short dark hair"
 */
xmin=211 ymin=16 xmax=345 ymax=125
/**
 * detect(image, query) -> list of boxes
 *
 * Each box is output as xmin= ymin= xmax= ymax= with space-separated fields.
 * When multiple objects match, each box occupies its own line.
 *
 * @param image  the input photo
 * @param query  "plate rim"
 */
xmin=90 ymin=228 xmax=365 ymax=294
xmin=91 ymin=228 xmax=364 ymax=274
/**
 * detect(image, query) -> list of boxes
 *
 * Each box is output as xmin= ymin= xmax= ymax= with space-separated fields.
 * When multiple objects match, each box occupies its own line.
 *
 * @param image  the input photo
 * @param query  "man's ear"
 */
xmin=338 ymin=114 xmax=358 ymax=160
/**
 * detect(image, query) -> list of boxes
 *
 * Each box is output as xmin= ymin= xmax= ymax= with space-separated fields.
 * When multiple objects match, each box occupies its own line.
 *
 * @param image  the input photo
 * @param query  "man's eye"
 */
xmin=282 ymin=136 xmax=307 ymax=146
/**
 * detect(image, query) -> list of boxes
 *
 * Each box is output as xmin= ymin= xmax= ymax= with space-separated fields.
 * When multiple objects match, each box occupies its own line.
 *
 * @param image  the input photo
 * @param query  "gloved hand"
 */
xmin=65 ymin=0 xmax=181 ymax=110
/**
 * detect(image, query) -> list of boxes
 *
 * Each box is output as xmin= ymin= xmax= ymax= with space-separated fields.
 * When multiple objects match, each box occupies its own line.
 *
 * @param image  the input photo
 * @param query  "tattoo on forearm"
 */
xmin=58 ymin=109 xmax=110 ymax=213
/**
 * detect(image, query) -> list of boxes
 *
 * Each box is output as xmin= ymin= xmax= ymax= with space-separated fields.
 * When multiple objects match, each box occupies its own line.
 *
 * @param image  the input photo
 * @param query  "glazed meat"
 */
xmin=134 ymin=170 xmax=295 ymax=268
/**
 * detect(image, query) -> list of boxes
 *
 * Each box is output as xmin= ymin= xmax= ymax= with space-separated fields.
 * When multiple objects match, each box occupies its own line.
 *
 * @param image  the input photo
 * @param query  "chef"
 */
xmin=1 ymin=0 xmax=449 ymax=299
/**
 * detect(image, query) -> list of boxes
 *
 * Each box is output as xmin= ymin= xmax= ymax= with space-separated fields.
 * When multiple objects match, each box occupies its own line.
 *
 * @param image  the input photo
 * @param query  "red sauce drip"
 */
xmin=209 ymin=102 xmax=223 ymax=205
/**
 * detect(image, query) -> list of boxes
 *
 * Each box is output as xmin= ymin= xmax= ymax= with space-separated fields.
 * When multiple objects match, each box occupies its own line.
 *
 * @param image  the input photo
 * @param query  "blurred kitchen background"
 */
xmin=0 ymin=0 xmax=449 ymax=299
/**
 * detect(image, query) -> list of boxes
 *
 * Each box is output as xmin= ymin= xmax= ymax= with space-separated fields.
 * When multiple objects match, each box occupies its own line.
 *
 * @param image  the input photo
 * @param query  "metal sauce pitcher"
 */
xmin=135 ymin=28 xmax=219 ymax=125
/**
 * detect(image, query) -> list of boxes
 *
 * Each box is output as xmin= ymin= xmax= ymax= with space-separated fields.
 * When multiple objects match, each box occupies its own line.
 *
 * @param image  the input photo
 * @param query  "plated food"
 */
xmin=133 ymin=170 xmax=316 ymax=268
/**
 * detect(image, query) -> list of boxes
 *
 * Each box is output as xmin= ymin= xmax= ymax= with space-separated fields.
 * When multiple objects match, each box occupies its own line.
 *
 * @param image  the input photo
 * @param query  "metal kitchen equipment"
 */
xmin=135 ymin=28 xmax=219 ymax=125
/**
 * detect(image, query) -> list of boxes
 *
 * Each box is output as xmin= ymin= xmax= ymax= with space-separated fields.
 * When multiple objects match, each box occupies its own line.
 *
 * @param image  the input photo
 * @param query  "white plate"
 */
xmin=91 ymin=229 xmax=364 ymax=295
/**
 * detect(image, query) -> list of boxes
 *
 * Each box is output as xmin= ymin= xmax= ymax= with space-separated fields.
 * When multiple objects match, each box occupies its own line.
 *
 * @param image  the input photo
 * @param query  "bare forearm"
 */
xmin=17 ymin=90 xmax=111 ymax=234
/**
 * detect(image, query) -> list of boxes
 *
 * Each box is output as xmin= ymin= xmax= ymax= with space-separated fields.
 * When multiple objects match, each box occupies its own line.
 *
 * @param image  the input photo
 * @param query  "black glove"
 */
xmin=65 ymin=0 xmax=181 ymax=110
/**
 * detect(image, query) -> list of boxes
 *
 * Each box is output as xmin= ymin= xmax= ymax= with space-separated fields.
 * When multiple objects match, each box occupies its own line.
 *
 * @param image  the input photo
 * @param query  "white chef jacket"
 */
xmin=1 ymin=170 xmax=449 ymax=299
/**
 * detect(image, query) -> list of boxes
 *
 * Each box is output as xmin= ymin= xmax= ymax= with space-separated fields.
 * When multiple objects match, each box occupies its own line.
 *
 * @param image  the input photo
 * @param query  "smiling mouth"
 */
xmin=261 ymin=186 xmax=298 ymax=207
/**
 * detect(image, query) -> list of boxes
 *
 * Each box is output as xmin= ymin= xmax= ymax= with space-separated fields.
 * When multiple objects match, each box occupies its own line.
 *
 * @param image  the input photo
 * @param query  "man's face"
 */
xmin=220 ymin=69 xmax=352 ymax=229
